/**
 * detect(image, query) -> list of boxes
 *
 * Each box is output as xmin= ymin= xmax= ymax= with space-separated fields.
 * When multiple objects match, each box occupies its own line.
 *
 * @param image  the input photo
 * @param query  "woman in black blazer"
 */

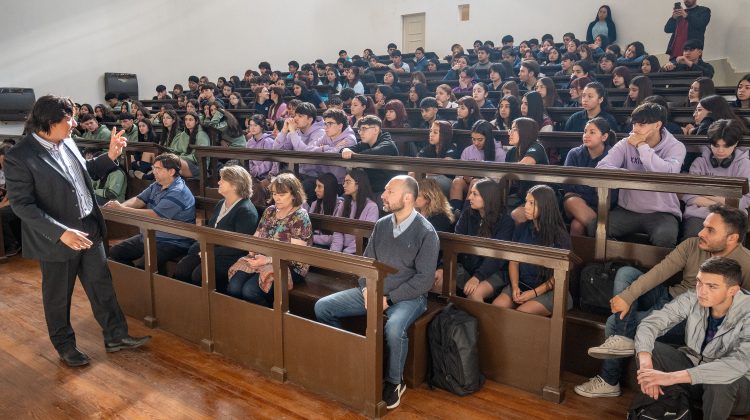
xmin=174 ymin=165 xmax=259 ymax=289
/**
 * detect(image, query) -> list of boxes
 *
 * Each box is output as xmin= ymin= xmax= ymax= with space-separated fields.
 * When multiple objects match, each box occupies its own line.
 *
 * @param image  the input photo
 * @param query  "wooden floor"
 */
xmin=0 ymin=256 xmax=664 ymax=419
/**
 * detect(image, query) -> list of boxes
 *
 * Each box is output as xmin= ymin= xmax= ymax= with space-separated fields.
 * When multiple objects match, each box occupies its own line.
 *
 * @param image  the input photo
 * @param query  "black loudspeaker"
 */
xmin=0 ymin=88 xmax=35 ymax=121
xmin=104 ymin=73 xmax=138 ymax=99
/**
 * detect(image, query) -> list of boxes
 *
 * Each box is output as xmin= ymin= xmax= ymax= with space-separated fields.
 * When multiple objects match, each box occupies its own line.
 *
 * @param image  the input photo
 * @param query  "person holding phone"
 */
xmin=664 ymin=0 xmax=711 ymax=59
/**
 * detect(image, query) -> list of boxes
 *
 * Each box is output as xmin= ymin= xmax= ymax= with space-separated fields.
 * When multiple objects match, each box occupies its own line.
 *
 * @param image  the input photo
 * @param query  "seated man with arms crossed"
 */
xmin=105 ymin=153 xmax=196 ymax=274
xmin=314 ymin=175 xmax=440 ymax=410
xmin=576 ymin=205 xmax=750 ymax=397
xmin=634 ymin=257 xmax=749 ymax=419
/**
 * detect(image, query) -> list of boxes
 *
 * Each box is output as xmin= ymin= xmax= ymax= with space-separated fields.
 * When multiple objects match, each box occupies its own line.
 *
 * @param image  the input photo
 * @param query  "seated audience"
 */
xmin=611 ymin=66 xmax=631 ymax=90
xmin=416 ymin=97 xmax=439 ymax=129
xmin=341 ymin=115 xmax=400 ymax=194
xmin=682 ymin=120 xmax=750 ymax=239
xmin=594 ymin=103 xmax=686 ymax=248
xmin=292 ymin=81 xmax=326 ymax=110
xmin=349 ymin=95 xmax=376 ymax=129
xmin=106 ymin=153 xmax=196 ymax=274
xmin=0 ymin=144 xmax=20 ymax=256
xmin=493 ymin=185 xmax=572 ymax=316
xmin=449 ymin=120 xmax=506 ymax=210
xmin=268 ymin=86 xmax=288 ymax=123
xmin=435 ymin=84 xmax=458 ymax=109
xmin=631 ymin=257 xmax=750 ymax=420
xmin=315 ymin=175 xmax=440 ymax=410
xmin=331 ymin=169 xmax=379 ymax=254
xmin=562 ymin=117 xmax=617 ymax=236
xmin=492 ymin=95 xmax=522 ymax=130
xmin=452 ymin=97 xmax=481 ymax=130
xmin=733 ymin=74 xmax=750 ymax=109
xmin=382 ymin=69 xmax=401 ymax=93
xmin=684 ymin=76 xmax=715 ymax=107
xmin=308 ymin=172 xmax=343 ymax=248
xmin=683 ymin=95 xmax=749 ymax=136
xmin=416 ymin=178 xmax=456 ymax=233
xmin=521 ymin=91 xmax=554 ymax=132
xmin=518 ymin=60 xmax=540 ymax=92
xmin=447 ymin=178 xmax=514 ymax=302
xmin=82 ymin=148 xmax=126 ymax=205
xmin=417 ymin=120 xmax=459 ymax=195
xmin=564 ymin=82 xmax=620 ymax=132
xmin=388 ymin=50 xmax=411 ymax=73
xmin=174 ymin=165 xmax=259 ymax=287
xmin=575 ymin=207 xmax=750 ymax=398
xmin=77 ymin=113 xmax=112 ymax=141
xmin=119 ymin=113 xmax=138 ymax=143
xmin=661 ymin=39 xmax=714 ymax=78
xmin=341 ymin=67 xmax=365 ymax=95
xmin=566 ymin=76 xmax=591 ymax=107
xmin=226 ymin=173 xmax=312 ymax=307
xmin=451 ymin=68 xmax=476 ymax=95
xmin=472 ymin=83 xmax=495 ymax=109
xmin=640 ymin=55 xmax=660 ymax=75
xmin=207 ymin=104 xmax=246 ymax=147
xmin=616 ymin=41 xmax=647 ymax=65
xmin=536 ymin=77 xmax=563 ymax=108
xmin=624 ymin=76 xmax=654 ymax=108
xmin=383 ymin=99 xmax=409 ymax=128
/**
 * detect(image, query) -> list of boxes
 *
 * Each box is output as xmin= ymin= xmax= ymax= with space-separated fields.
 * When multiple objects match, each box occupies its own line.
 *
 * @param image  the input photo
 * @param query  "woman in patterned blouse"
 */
xmin=226 ymin=173 xmax=312 ymax=307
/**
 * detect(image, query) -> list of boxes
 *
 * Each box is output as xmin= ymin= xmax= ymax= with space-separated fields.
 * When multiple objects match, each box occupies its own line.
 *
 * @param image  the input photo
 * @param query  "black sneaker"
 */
xmin=383 ymin=381 xmax=406 ymax=409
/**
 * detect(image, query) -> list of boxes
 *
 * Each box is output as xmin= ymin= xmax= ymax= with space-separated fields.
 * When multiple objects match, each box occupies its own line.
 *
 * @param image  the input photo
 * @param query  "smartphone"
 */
xmin=674 ymin=2 xmax=682 ymax=9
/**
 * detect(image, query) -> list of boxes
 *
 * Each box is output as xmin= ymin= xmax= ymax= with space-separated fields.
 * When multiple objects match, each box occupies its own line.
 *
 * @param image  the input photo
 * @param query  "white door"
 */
xmin=402 ymin=13 xmax=425 ymax=52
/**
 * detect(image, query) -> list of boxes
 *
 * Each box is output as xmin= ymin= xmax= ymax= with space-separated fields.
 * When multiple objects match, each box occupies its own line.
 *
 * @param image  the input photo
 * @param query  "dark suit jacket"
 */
xmin=5 ymin=134 xmax=117 ymax=262
xmin=185 ymin=198 xmax=259 ymax=259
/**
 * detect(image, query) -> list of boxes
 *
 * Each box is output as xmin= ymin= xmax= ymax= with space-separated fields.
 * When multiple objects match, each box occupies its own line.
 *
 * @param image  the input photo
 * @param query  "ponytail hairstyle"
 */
xmin=586 ymin=116 xmax=617 ymax=147
xmin=584 ymin=81 xmax=611 ymax=111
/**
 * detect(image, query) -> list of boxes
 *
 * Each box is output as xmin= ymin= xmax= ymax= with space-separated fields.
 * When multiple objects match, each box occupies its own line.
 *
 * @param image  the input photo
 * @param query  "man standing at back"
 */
xmin=665 ymin=0 xmax=711 ymax=59
xmin=315 ymin=175 xmax=440 ymax=410
xmin=5 ymin=95 xmax=150 ymax=367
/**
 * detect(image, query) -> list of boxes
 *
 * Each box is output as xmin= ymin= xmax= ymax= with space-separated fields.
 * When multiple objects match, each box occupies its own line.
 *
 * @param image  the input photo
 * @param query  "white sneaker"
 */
xmin=574 ymin=375 xmax=621 ymax=398
xmin=587 ymin=335 xmax=635 ymax=359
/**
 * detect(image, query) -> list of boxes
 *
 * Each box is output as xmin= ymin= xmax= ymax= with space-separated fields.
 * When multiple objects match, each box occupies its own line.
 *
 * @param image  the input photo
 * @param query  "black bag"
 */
xmin=427 ymin=304 xmax=484 ymax=396
xmin=628 ymin=387 xmax=692 ymax=420
xmin=578 ymin=261 xmax=627 ymax=315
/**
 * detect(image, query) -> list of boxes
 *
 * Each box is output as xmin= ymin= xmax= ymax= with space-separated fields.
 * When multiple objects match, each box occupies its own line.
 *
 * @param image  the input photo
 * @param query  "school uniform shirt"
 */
xmin=562 ymin=144 xmax=616 ymax=209
xmin=506 ymin=141 xmax=550 ymax=199
xmin=512 ymin=221 xmax=571 ymax=289
xmin=564 ymin=109 xmax=620 ymax=133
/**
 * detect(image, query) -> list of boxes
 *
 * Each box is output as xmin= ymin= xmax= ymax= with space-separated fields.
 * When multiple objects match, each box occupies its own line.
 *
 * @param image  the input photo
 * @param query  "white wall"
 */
xmin=0 ymin=0 xmax=745 ymax=135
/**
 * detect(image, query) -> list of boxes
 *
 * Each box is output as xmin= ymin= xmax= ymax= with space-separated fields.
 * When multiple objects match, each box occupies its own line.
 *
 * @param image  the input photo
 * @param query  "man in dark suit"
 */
xmin=5 ymin=95 xmax=150 ymax=367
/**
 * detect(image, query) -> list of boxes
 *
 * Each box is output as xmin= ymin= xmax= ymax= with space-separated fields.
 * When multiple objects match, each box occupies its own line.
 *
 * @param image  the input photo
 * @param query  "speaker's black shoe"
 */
xmin=58 ymin=347 xmax=90 ymax=367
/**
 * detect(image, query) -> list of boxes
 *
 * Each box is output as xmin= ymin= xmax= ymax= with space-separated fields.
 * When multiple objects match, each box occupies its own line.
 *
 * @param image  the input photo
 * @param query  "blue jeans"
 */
xmin=601 ymin=266 xmax=683 ymax=385
xmin=314 ymin=288 xmax=427 ymax=385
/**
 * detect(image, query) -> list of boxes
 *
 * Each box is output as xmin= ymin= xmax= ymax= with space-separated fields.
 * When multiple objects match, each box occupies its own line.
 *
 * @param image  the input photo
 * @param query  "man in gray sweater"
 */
xmin=315 ymin=175 xmax=440 ymax=410
xmin=633 ymin=257 xmax=749 ymax=419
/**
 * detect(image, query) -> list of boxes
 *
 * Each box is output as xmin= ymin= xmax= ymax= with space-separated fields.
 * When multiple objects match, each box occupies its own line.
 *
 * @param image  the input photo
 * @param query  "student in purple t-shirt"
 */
xmin=595 ymin=103 xmax=686 ymax=247
xmin=448 ymin=120 xmax=506 ymax=210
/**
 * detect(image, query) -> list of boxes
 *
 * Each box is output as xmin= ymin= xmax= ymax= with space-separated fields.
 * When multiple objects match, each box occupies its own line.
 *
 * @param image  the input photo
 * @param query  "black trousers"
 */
xmin=109 ymin=234 xmax=188 ymax=275
xmin=40 ymin=214 xmax=128 ymax=352
xmin=644 ymin=341 xmax=750 ymax=419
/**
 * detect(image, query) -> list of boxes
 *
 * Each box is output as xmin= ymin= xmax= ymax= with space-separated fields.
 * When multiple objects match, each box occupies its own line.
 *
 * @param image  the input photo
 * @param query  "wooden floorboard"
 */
xmin=0 ymin=256 xmax=745 ymax=419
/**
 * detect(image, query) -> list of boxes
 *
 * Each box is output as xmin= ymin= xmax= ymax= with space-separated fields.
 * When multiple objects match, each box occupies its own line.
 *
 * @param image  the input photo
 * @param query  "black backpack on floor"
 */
xmin=578 ymin=261 xmax=628 ymax=315
xmin=628 ymin=386 xmax=692 ymax=420
xmin=427 ymin=304 xmax=484 ymax=396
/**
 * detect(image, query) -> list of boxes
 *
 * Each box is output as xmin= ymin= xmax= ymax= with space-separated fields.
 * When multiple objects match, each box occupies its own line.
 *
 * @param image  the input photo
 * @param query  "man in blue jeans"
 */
xmin=315 ymin=175 xmax=440 ymax=410
xmin=575 ymin=205 xmax=750 ymax=398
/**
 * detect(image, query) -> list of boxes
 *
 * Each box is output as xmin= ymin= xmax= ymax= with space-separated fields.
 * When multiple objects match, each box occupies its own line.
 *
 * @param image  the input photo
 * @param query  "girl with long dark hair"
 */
xmin=309 ymin=172 xmax=343 ymax=248
xmin=330 ymin=169 xmax=379 ymax=254
xmin=494 ymin=185 xmax=572 ymax=316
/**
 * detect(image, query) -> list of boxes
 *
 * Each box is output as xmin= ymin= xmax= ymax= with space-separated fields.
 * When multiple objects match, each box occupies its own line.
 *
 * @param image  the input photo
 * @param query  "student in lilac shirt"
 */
xmin=595 ymin=103 xmax=686 ymax=247
xmin=330 ymin=169 xmax=380 ymax=254
xmin=449 ymin=120 xmax=506 ymax=210
xmin=308 ymin=173 xmax=343 ymax=248
xmin=244 ymin=114 xmax=278 ymax=181
xmin=682 ymin=119 xmax=750 ymax=240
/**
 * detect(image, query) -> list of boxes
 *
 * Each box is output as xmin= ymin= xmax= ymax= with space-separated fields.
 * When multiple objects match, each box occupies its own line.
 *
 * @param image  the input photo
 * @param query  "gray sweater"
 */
xmin=358 ymin=213 xmax=440 ymax=303
xmin=635 ymin=290 xmax=750 ymax=384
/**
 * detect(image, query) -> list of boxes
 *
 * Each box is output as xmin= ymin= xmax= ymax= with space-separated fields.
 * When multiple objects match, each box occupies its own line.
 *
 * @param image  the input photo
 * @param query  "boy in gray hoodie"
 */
xmin=594 ymin=103 xmax=686 ymax=247
xmin=634 ymin=257 xmax=750 ymax=419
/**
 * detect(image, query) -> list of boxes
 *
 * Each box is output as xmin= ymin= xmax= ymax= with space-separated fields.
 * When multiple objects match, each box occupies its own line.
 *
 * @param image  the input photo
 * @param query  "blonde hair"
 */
xmin=219 ymin=165 xmax=253 ymax=199
xmin=436 ymin=84 xmax=457 ymax=102
xmin=417 ymin=178 xmax=455 ymax=223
